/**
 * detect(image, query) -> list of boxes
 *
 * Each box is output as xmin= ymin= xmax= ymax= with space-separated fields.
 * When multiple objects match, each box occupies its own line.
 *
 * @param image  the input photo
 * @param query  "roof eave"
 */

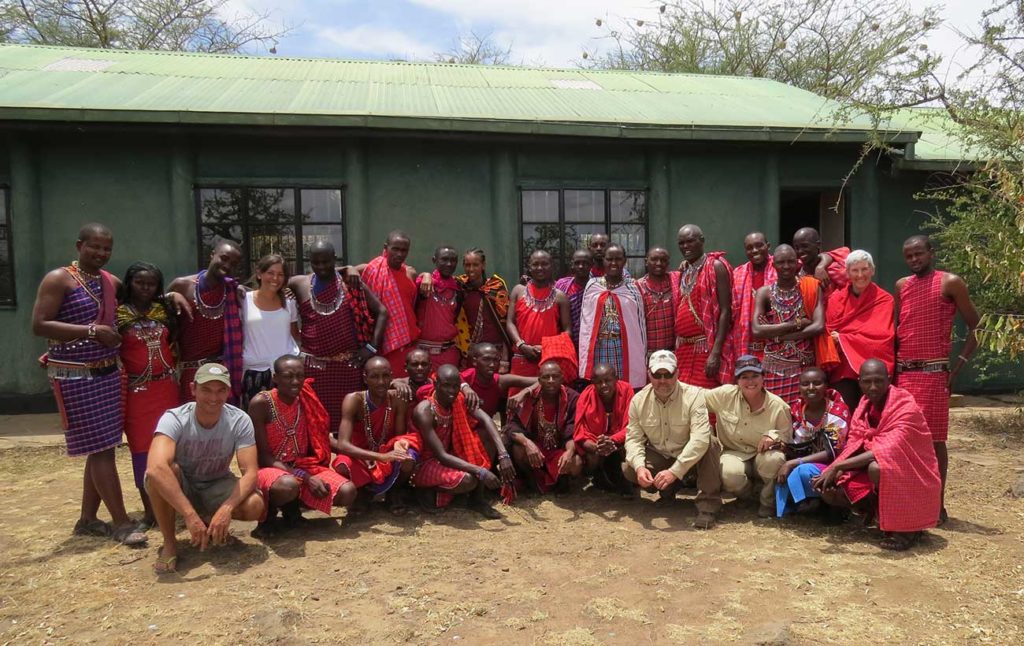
xmin=0 ymin=107 xmax=915 ymax=143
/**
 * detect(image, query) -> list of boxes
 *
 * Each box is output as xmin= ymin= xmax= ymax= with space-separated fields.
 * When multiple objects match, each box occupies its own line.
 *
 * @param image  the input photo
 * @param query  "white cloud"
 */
xmin=409 ymin=0 xmax=662 ymax=66
xmin=315 ymin=24 xmax=436 ymax=59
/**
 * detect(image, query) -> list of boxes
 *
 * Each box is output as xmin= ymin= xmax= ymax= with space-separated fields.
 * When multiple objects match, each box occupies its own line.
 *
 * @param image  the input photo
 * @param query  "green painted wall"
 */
xmin=0 ymin=127 xmax=1017 ymax=397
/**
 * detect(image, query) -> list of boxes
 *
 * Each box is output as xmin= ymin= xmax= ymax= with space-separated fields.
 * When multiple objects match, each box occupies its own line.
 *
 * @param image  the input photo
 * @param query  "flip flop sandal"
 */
xmin=112 ymin=524 xmax=148 ymax=547
xmin=153 ymin=553 xmax=178 ymax=574
xmin=73 ymin=519 xmax=112 ymax=537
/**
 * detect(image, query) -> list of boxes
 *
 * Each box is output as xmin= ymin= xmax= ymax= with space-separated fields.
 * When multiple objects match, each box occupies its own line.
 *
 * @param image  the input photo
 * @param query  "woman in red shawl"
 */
xmin=826 ymin=250 xmax=895 ymax=411
xmin=455 ymin=248 xmax=511 ymax=370
xmin=813 ymin=360 xmax=941 ymax=551
xmin=250 ymin=355 xmax=355 ymax=537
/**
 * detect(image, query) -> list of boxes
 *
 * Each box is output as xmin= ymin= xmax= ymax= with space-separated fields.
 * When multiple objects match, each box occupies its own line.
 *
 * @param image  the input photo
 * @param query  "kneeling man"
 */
xmin=504 ymin=361 xmax=582 ymax=494
xmin=410 ymin=364 xmax=516 ymax=518
xmin=146 ymin=364 xmax=265 ymax=573
xmin=814 ymin=359 xmax=941 ymax=551
xmin=250 ymin=355 xmax=356 ymax=537
xmin=334 ymin=356 xmax=420 ymax=514
xmin=573 ymin=363 xmax=634 ymax=494
xmin=623 ymin=350 xmax=722 ymax=528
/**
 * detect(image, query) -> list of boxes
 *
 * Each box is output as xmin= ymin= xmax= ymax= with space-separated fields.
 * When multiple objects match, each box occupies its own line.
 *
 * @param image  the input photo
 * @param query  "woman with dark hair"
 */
xmin=117 ymin=261 xmax=179 ymax=527
xmin=242 ymin=254 xmax=299 ymax=407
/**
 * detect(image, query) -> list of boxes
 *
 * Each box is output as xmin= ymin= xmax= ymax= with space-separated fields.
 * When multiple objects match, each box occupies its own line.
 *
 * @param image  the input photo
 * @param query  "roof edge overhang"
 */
xmin=0 ymin=107 xmax=916 ymax=144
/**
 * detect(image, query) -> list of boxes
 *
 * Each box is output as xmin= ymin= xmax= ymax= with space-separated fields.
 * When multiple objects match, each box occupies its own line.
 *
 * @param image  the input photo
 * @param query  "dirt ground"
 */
xmin=1 ymin=403 xmax=1023 ymax=646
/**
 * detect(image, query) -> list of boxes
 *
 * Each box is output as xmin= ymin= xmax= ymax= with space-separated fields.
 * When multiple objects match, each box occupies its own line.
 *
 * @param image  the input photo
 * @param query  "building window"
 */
xmin=520 ymin=189 xmax=648 ymax=277
xmin=0 ymin=188 xmax=13 ymax=307
xmin=195 ymin=187 xmax=345 ymax=277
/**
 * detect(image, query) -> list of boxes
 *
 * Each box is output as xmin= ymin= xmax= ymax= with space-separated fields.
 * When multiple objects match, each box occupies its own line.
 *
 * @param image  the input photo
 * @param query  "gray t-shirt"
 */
xmin=155 ymin=403 xmax=255 ymax=483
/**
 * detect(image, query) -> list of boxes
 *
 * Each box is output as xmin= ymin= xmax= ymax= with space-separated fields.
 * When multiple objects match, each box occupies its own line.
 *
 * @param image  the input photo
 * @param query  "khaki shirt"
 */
xmin=625 ymin=382 xmax=710 ymax=479
xmin=704 ymin=385 xmax=792 ymax=459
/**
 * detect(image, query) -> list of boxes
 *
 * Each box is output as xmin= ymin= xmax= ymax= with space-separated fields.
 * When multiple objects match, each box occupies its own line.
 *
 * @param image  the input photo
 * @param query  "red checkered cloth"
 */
xmin=764 ymin=372 xmax=802 ymax=410
xmin=299 ymin=294 xmax=364 ymax=435
xmin=833 ymin=386 xmax=941 ymax=532
xmin=730 ymin=260 xmax=775 ymax=360
xmin=676 ymin=252 xmax=734 ymax=384
xmin=638 ymin=272 xmax=680 ymax=353
xmin=363 ymin=253 xmax=418 ymax=354
xmin=897 ymin=270 xmax=956 ymax=359
xmin=177 ymin=278 xmax=226 ymax=402
xmin=895 ymin=371 xmax=949 ymax=442
xmin=541 ymin=331 xmax=579 ymax=384
xmin=256 ymin=382 xmax=345 ymax=516
xmin=896 ymin=271 xmax=956 ymax=441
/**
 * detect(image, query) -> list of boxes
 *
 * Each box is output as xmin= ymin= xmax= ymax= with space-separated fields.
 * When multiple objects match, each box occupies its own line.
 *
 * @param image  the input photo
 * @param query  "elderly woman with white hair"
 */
xmin=825 ymin=250 xmax=895 ymax=410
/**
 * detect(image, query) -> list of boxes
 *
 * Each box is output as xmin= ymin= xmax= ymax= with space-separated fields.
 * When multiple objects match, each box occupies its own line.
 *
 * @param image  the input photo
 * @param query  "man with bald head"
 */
xmin=32 ymin=223 xmax=146 ymax=546
xmin=333 ymin=356 xmax=420 ymax=514
xmin=288 ymin=241 xmax=389 ymax=433
xmin=411 ymin=364 xmax=516 ymax=518
xmin=813 ymin=359 xmax=941 ymax=551
xmin=504 ymin=360 xmax=582 ymax=494
xmin=637 ymin=246 xmax=679 ymax=357
xmin=792 ymin=227 xmax=849 ymax=297
xmin=751 ymin=244 xmax=825 ymax=407
xmin=170 ymin=239 xmax=246 ymax=403
xmin=349 ymin=230 xmax=421 ymax=377
xmin=730 ymin=232 xmax=776 ymax=363
xmin=674 ymin=224 xmax=733 ymax=387
xmin=894 ymin=234 xmax=980 ymax=524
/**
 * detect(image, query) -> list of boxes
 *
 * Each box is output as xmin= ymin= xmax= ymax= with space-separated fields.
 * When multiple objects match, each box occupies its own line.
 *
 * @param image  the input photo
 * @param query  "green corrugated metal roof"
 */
xmin=0 ymin=44 xmax=918 ymax=143
xmin=889 ymin=107 xmax=984 ymax=165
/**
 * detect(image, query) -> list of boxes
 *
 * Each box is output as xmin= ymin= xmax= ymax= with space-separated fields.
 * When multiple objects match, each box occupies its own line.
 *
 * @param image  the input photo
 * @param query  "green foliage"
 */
xmin=589 ymin=0 xmax=942 ymax=108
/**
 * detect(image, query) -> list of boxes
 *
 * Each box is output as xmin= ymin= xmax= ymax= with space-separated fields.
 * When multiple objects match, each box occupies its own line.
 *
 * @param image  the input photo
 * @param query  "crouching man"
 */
xmin=145 ymin=363 xmax=265 ymax=573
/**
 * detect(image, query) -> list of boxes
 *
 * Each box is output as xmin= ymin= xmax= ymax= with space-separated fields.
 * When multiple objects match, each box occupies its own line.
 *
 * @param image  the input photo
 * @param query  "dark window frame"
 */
xmin=193 ymin=185 xmax=347 ymax=277
xmin=0 ymin=185 xmax=14 ymax=308
xmin=518 ymin=187 xmax=649 ymax=277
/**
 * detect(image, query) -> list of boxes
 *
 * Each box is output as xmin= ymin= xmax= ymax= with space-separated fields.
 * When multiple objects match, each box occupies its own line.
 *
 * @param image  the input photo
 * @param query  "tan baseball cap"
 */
xmin=194 ymin=362 xmax=231 ymax=386
xmin=648 ymin=350 xmax=677 ymax=374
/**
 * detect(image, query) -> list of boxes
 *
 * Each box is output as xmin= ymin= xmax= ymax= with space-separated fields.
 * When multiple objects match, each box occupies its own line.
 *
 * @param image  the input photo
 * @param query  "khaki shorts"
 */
xmin=145 ymin=470 xmax=239 ymax=521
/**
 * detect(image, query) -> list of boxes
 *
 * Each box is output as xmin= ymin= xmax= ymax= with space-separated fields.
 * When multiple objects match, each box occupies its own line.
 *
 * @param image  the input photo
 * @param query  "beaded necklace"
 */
xmin=769 ymin=281 xmax=803 ymax=321
xmin=67 ymin=262 xmax=102 ymax=305
xmin=679 ymin=255 xmax=707 ymax=297
xmin=430 ymin=400 xmax=453 ymax=428
xmin=362 ymin=390 xmax=392 ymax=451
xmin=524 ymin=280 xmax=557 ymax=312
xmin=266 ymin=392 xmax=303 ymax=460
xmin=640 ymin=276 xmax=673 ymax=303
xmin=535 ymin=396 xmax=561 ymax=451
xmin=309 ymin=272 xmax=345 ymax=316
xmin=430 ymin=286 xmax=458 ymax=308
xmin=193 ymin=271 xmax=227 ymax=320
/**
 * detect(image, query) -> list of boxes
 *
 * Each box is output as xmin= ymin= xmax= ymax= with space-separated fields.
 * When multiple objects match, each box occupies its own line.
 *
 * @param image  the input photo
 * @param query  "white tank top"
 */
xmin=242 ymin=290 xmax=299 ymax=372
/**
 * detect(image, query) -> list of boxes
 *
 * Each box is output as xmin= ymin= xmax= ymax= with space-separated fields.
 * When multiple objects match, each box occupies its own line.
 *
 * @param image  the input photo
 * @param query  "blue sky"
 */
xmin=228 ymin=0 xmax=989 ymax=74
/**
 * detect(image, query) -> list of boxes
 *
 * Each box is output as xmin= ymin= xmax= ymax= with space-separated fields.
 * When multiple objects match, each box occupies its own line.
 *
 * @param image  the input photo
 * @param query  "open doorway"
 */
xmin=779 ymin=189 xmax=848 ymax=249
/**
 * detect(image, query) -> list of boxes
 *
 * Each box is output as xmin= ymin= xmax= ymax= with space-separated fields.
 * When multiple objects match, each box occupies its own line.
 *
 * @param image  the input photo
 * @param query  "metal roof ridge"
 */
xmin=0 ymin=42 xmax=789 ymax=84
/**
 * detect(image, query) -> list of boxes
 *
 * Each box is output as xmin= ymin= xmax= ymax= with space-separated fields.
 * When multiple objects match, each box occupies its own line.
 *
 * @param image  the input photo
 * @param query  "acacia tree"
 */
xmin=0 ymin=0 xmax=286 ymax=53
xmin=589 ymin=0 xmax=942 ymax=109
xmin=925 ymin=0 xmax=1024 ymax=360
xmin=435 ymin=30 xmax=513 ymax=65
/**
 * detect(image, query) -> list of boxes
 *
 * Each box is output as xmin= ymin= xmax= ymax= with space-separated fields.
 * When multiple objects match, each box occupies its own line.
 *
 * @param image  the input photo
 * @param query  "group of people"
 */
xmin=31 ymin=220 xmax=979 ymax=573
